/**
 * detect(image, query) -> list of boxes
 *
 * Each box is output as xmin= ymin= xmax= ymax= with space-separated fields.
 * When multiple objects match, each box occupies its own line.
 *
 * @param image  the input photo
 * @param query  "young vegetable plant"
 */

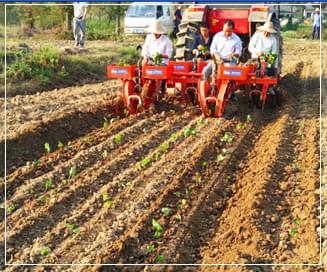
xmin=39 ymin=246 xmax=51 ymax=256
xmin=102 ymin=192 xmax=114 ymax=208
xmin=236 ymin=122 xmax=246 ymax=130
xmin=103 ymin=117 xmax=109 ymax=128
xmin=217 ymin=154 xmax=226 ymax=162
xmin=68 ymin=165 xmax=77 ymax=179
xmin=136 ymin=157 xmax=152 ymax=170
xmin=146 ymin=244 xmax=156 ymax=254
xmin=57 ymin=141 xmax=64 ymax=149
xmin=173 ymin=191 xmax=182 ymax=198
xmin=7 ymin=204 xmax=16 ymax=214
xmin=157 ymin=142 xmax=169 ymax=153
xmin=161 ymin=207 xmax=171 ymax=217
xmin=289 ymin=228 xmax=297 ymax=237
xmin=174 ymin=214 xmax=182 ymax=222
xmin=170 ymin=133 xmax=178 ymax=142
xmin=201 ymin=161 xmax=208 ymax=168
xmin=220 ymin=132 xmax=233 ymax=143
xmin=193 ymin=175 xmax=202 ymax=185
xmin=183 ymin=127 xmax=196 ymax=138
xmin=246 ymin=114 xmax=253 ymax=122
xmin=66 ymin=223 xmax=80 ymax=234
xmin=44 ymin=179 xmax=53 ymax=191
xmin=152 ymin=218 xmax=163 ymax=238
xmin=198 ymin=117 xmax=206 ymax=126
xmin=38 ymin=194 xmax=47 ymax=205
xmin=102 ymin=150 xmax=108 ymax=159
xmin=156 ymin=255 xmax=165 ymax=264
xmin=44 ymin=142 xmax=51 ymax=154
xmin=113 ymin=134 xmax=123 ymax=144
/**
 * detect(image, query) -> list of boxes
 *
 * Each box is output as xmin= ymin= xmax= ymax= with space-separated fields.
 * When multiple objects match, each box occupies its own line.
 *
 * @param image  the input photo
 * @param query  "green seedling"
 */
xmin=103 ymin=116 xmax=109 ymax=128
xmin=102 ymin=192 xmax=114 ymax=208
xmin=289 ymin=228 xmax=297 ymax=237
xmin=246 ymin=114 xmax=253 ymax=122
xmin=236 ymin=123 xmax=246 ymax=130
xmin=156 ymin=255 xmax=165 ymax=264
xmin=183 ymin=127 xmax=197 ymax=138
xmin=154 ymin=152 xmax=161 ymax=160
xmin=161 ymin=207 xmax=171 ymax=217
xmin=170 ymin=109 xmax=176 ymax=114
xmin=137 ymin=157 xmax=152 ymax=170
xmin=44 ymin=142 xmax=51 ymax=154
xmin=7 ymin=204 xmax=16 ymax=214
xmin=110 ymin=117 xmax=118 ymax=124
xmin=33 ymin=160 xmax=40 ymax=166
xmin=201 ymin=161 xmax=208 ymax=168
xmin=66 ymin=223 xmax=80 ymax=234
xmin=173 ymin=192 xmax=182 ymax=198
xmin=186 ymin=186 xmax=193 ymax=194
xmin=39 ymin=246 xmax=51 ymax=256
xmin=217 ymin=154 xmax=226 ymax=162
xmin=126 ymin=181 xmax=133 ymax=189
xmin=174 ymin=214 xmax=182 ymax=222
xmin=44 ymin=179 xmax=53 ymax=191
xmin=57 ymin=141 xmax=64 ymax=149
xmin=179 ymin=198 xmax=187 ymax=209
xmin=38 ymin=195 xmax=47 ymax=204
xmin=157 ymin=143 xmax=169 ymax=153
xmin=170 ymin=133 xmax=178 ymax=142
xmin=69 ymin=165 xmax=77 ymax=179
xmin=102 ymin=150 xmax=108 ymax=159
xmin=193 ymin=175 xmax=202 ymax=185
xmin=146 ymin=244 xmax=156 ymax=254
xmin=114 ymin=134 xmax=123 ymax=144
xmin=293 ymin=166 xmax=301 ymax=173
xmin=152 ymin=218 xmax=163 ymax=238
xmin=292 ymin=218 xmax=300 ymax=225
xmin=198 ymin=117 xmax=206 ymax=126
xmin=227 ymin=176 xmax=233 ymax=181
xmin=220 ymin=132 xmax=233 ymax=143
xmin=222 ymin=148 xmax=229 ymax=154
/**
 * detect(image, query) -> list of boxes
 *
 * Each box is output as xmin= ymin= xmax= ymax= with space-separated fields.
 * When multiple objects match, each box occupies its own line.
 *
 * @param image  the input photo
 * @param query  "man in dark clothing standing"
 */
xmin=174 ymin=5 xmax=183 ymax=37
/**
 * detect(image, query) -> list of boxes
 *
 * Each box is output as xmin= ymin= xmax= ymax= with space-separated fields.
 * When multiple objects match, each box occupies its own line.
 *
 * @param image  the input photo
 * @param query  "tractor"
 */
xmin=107 ymin=4 xmax=283 ymax=118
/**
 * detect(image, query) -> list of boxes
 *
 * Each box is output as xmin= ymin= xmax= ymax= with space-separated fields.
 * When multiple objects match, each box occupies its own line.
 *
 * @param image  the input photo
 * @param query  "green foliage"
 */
xmin=69 ymin=165 xmax=77 ymax=179
xmin=157 ymin=143 xmax=169 ymax=153
xmin=113 ymin=134 xmax=123 ymax=144
xmin=44 ymin=142 xmax=51 ymax=154
xmin=169 ymin=133 xmax=178 ymax=142
xmin=7 ymin=204 xmax=16 ymax=214
xmin=146 ymin=244 xmax=156 ymax=254
xmin=183 ymin=127 xmax=197 ymax=138
xmin=66 ymin=223 xmax=80 ymax=234
xmin=136 ymin=157 xmax=152 ymax=170
xmin=156 ymin=255 xmax=165 ymax=264
xmin=161 ymin=207 xmax=171 ymax=217
xmin=39 ymin=246 xmax=51 ymax=256
xmin=220 ymin=132 xmax=233 ymax=143
xmin=44 ymin=179 xmax=53 ymax=191
xmin=7 ymin=46 xmax=65 ymax=84
xmin=57 ymin=141 xmax=64 ymax=149
xmin=118 ymin=47 xmax=139 ymax=66
xmin=289 ymin=228 xmax=297 ymax=237
xmin=152 ymin=218 xmax=163 ymax=238
xmin=102 ymin=192 xmax=114 ymax=208
xmin=103 ymin=117 xmax=109 ymax=128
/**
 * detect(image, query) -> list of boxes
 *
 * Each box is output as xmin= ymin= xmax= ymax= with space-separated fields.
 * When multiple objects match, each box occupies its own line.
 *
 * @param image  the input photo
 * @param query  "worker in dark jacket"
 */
xmin=191 ymin=22 xmax=213 ymax=60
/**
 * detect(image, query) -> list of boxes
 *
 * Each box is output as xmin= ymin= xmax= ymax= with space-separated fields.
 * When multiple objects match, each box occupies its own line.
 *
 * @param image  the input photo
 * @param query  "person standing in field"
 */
xmin=73 ymin=2 xmax=88 ymax=48
xmin=312 ymin=8 xmax=321 ymax=40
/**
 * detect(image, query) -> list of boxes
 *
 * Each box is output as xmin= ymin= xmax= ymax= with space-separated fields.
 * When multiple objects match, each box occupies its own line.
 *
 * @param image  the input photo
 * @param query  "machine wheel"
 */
xmin=122 ymin=80 xmax=138 ymax=114
xmin=175 ymin=22 xmax=199 ymax=61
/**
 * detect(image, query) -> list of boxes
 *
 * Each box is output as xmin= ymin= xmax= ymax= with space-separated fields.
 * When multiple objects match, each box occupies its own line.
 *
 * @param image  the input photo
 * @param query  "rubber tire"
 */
xmin=175 ymin=22 xmax=199 ymax=61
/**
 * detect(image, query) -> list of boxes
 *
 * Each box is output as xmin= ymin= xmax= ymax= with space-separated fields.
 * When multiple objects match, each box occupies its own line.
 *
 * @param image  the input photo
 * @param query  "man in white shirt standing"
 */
xmin=312 ymin=8 xmax=321 ymax=40
xmin=73 ymin=2 xmax=88 ymax=48
xmin=202 ymin=20 xmax=242 ymax=81
xmin=248 ymin=21 xmax=278 ymax=73
xmin=141 ymin=20 xmax=173 ymax=98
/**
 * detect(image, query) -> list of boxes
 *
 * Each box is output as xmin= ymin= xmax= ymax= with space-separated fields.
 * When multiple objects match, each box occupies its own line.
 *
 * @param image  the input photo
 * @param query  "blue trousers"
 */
xmin=74 ymin=18 xmax=86 ymax=46
xmin=312 ymin=25 xmax=320 ymax=40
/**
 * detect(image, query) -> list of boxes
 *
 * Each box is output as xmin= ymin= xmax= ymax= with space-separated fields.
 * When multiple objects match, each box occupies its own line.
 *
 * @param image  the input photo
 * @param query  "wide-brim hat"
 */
xmin=147 ymin=20 xmax=167 ymax=34
xmin=315 ymin=8 xmax=320 ymax=12
xmin=258 ymin=21 xmax=277 ymax=33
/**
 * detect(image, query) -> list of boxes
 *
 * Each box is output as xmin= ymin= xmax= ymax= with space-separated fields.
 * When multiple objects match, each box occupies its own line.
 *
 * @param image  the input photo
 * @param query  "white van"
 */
xmin=124 ymin=3 xmax=175 ymax=35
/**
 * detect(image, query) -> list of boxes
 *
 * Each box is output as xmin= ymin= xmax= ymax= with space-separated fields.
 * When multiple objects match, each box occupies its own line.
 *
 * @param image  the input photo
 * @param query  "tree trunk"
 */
xmin=66 ymin=9 xmax=73 ymax=31
xmin=115 ymin=15 xmax=120 ymax=35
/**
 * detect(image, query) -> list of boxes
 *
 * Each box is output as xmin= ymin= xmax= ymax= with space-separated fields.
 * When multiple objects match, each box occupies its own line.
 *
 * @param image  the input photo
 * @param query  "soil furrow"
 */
xmin=6 ymin=112 xmax=193 ymax=264
xmin=35 ymin=117 xmax=218 ymax=265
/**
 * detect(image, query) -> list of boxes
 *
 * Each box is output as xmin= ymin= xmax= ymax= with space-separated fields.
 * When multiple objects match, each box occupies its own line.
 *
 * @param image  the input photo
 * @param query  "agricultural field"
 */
xmin=0 ymin=37 xmax=324 ymax=272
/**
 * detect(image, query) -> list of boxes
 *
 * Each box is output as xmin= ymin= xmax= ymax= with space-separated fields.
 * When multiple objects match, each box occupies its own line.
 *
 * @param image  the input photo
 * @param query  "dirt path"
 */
xmin=1 ymin=39 xmax=323 ymax=271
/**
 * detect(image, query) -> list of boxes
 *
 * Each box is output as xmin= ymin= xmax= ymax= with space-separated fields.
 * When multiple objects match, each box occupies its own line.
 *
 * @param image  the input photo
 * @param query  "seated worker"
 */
xmin=248 ymin=21 xmax=278 ymax=75
xmin=191 ymin=22 xmax=213 ymax=60
xmin=202 ymin=20 xmax=242 ymax=81
xmin=141 ymin=20 xmax=173 ymax=98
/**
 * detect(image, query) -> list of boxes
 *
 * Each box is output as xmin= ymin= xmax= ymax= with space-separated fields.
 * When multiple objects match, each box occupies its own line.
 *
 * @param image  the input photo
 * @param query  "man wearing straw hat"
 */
xmin=248 ymin=21 xmax=278 ymax=61
xmin=141 ymin=20 xmax=173 ymax=98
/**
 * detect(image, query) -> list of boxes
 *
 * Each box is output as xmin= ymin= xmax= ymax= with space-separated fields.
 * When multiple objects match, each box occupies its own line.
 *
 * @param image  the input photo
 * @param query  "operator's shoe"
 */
xmin=268 ymin=86 xmax=276 ymax=95
xmin=229 ymin=93 xmax=238 ymax=102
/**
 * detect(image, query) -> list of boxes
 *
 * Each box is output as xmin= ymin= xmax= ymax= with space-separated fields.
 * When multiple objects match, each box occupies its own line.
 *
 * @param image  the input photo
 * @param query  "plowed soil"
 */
xmin=1 ymin=39 xmax=323 ymax=271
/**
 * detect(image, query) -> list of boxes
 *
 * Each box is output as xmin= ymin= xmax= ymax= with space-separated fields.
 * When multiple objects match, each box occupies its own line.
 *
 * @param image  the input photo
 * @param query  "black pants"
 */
xmin=312 ymin=26 xmax=320 ymax=40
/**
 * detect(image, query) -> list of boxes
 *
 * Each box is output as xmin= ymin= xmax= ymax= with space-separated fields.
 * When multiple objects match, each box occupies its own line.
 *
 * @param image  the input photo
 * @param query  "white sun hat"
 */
xmin=147 ymin=20 xmax=167 ymax=34
xmin=258 ymin=21 xmax=277 ymax=33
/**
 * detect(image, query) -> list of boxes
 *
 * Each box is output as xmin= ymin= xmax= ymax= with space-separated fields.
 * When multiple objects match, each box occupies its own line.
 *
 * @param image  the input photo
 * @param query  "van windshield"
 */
xmin=126 ymin=5 xmax=156 ymax=18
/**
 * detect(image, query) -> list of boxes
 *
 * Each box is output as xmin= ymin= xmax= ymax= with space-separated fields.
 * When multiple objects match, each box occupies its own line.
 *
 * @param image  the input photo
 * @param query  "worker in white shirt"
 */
xmin=248 ymin=21 xmax=278 ymax=75
xmin=73 ymin=2 xmax=88 ymax=48
xmin=141 ymin=20 xmax=173 ymax=98
xmin=202 ymin=20 xmax=242 ymax=81
xmin=312 ymin=8 xmax=321 ymax=40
